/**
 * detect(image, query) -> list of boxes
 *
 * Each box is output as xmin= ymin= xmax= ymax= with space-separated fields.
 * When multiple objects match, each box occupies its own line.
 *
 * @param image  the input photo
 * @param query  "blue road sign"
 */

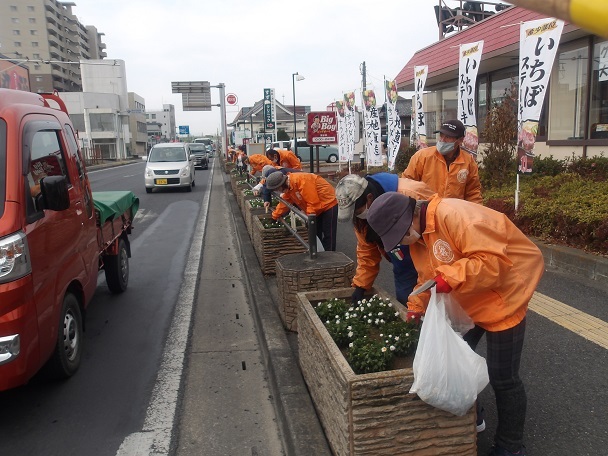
xmin=179 ymin=125 xmax=190 ymax=135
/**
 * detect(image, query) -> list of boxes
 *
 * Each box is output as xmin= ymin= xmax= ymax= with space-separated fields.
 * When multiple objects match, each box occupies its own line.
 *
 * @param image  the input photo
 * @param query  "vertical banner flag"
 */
xmin=344 ymin=92 xmax=356 ymax=161
xmin=414 ymin=66 xmax=428 ymax=148
xmin=517 ymin=18 xmax=564 ymax=173
xmin=458 ymin=40 xmax=484 ymax=158
xmin=263 ymin=88 xmax=275 ymax=142
xmin=410 ymin=95 xmax=417 ymax=146
xmin=599 ymin=41 xmax=608 ymax=82
xmin=362 ymin=90 xmax=382 ymax=166
xmin=336 ymin=100 xmax=349 ymax=162
xmin=385 ymin=80 xmax=401 ymax=170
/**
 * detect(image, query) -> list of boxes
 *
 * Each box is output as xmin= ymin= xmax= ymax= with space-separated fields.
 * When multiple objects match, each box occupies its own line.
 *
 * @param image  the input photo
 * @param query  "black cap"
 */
xmin=435 ymin=119 xmax=465 ymax=138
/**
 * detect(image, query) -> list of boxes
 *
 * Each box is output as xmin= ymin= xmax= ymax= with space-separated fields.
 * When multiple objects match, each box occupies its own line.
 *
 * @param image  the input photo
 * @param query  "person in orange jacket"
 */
xmin=336 ymin=173 xmax=435 ymax=304
xmin=265 ymin=171 xmax=338 ymax=251
xmin=367 ymin=191 xmax=544 ymax=456
xmin=247 ymin=154 xmax=278 ymax=175
xmin=266 ymin=148 xmax=303 ymax=170
xmin=402 ymin=119 xmax=482 ymax=204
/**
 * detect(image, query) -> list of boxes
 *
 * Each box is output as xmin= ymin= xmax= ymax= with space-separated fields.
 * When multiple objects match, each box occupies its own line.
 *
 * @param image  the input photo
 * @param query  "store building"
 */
xmin=395 ymin=5 xmax=608 ymax=160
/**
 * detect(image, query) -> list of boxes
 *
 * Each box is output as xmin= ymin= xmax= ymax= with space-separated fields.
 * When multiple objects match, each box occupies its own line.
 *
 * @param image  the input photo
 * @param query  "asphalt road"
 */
xmin=0 ymin=160 xmax=213 ymax=456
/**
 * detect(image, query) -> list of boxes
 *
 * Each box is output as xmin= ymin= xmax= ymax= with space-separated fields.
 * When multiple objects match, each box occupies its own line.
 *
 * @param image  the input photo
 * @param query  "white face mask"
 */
xmin=400 ymin=228 xmax=421 ymax=245
xmin=436 ymin=140 xmax=456 ymax=155
xmin=356 ymin=206 xmax=369 ymax=219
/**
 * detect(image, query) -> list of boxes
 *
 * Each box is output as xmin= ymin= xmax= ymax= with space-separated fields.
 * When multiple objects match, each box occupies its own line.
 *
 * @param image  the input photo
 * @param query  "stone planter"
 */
xmin=239 ymin=188 xmax=256 ymax=215
xmin=296 ymin=287 xmax=477 ymax=456
xmin=231 ymin=177 xmax=249 ymax=199
xmin=245 ymin=199 xmax=270 ymax=239
xmin=276 ymin=252 xmax=355 ymax=332
xmin=251 ymin=214 xmax=308 ymax=275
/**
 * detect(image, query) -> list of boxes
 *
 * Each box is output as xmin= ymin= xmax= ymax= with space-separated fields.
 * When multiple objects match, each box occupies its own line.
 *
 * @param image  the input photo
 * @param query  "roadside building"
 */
xmin=396 ymin=5 xmax=607 ymax=160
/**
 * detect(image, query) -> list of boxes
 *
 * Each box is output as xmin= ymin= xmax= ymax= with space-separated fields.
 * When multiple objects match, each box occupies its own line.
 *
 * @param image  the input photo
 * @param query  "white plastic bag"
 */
xmin=409 ymin=288 xmax=489 ymax=416
xmin=443 ymin=293 xmax=474 ymax=335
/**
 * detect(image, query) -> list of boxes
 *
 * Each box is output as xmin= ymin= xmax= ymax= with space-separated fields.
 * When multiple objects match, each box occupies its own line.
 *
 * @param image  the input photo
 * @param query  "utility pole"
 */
xmin=360 ymin=61 xmax=366 ymax=169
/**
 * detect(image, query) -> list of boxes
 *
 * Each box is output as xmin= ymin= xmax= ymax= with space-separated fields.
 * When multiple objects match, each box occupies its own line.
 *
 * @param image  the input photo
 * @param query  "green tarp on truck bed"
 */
xmin=92 ymin=191 xmax=139 ymax=224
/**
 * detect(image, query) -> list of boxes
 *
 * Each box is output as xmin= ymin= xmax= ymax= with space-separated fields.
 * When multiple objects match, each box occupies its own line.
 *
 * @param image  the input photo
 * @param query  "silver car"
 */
xmin=144 ymin=143 xmax=195 ymax=193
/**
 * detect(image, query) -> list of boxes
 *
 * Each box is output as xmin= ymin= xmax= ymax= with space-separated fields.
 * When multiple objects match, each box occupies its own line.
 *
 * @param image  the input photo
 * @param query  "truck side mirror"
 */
xmin=39 ymin=175 xmax=70 ymax=211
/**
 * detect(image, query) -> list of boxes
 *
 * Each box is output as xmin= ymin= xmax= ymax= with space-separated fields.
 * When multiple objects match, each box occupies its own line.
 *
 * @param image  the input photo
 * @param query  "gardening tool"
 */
xmin=409 ymin=279 xmax=436 ymax=297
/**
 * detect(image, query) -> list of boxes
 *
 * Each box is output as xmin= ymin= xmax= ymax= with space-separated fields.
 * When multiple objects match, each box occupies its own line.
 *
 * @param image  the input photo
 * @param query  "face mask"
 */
xmin=400 ymin=228 xmax=421 ymax=245
xmin=356 ymin=205 xmax=369 ymax=219
xmin=436 ymin=141 xmax=455 ymax=155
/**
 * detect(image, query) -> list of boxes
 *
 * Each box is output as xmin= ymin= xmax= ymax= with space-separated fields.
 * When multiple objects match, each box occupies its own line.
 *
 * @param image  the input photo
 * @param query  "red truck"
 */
xmin=0 ymin=89 xmax=138 ymax=391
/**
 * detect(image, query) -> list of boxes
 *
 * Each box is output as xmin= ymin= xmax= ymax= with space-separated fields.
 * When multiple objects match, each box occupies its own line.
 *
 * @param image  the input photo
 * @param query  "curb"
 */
xmin=223 ymin=173 xmax=332 ymax=456
xmin=533 ymin=238 xmax=608 ymax=282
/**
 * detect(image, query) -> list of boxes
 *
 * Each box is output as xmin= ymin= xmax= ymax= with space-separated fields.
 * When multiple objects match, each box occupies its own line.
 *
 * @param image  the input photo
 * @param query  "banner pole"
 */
xmin=515 ymin=173 xmax=520 ymax=212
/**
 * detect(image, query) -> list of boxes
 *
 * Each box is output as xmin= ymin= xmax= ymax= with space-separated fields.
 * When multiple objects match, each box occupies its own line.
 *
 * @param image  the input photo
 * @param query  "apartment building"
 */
xmin=0 ymin=0 xmax=107 ymax=93
xmin=146 ymin=105 xmax=177 ymax=144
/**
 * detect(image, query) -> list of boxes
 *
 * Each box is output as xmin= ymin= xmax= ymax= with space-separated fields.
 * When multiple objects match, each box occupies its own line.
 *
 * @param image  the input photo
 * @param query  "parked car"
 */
xmin=294 ymin=140 xmax=339 ymax=163
xmin=189 ymin=143 xmax=209 ymax=170
xmin=144 ymin=143 xmax=195 ymax=192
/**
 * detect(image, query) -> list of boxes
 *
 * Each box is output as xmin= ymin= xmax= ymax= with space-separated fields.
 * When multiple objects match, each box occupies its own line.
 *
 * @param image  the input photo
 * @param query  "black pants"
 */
xmin=315 ymin=204 xmax=338 ymax=251
xmin=464 ymin=318 xmax=527 ymax=452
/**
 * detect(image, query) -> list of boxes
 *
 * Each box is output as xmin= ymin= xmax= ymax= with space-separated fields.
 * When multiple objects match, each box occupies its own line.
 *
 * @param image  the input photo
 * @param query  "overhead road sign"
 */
xmin=172 ymin=81 xmax=212 ymax=111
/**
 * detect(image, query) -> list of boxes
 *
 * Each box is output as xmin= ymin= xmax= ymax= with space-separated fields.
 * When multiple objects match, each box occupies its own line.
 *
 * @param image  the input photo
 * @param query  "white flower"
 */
xmin=336 ymin=320 xmax=340 ymax=324
xmin=385 ymin=340 xmax=389 ymax=344
xmin=335 ymin=315 xmax=339 ymax=319
xmin=362 ymin=299 xmax=367 ymax=304
xmin=381 ymin=347 xmax=387 ymax=353
xmin=379 ymin=333 xmax=384 ymax=337
xmin=348 ymin=331 xmax=354 ymax=338
xmin=380 ymin=319 xmax=385 ymax=324
xmin=347 ymin=325 xmax=352 ymax=330
xmin=367 ymin=319 xmax=372 ymax=324
xmin=348 ymin=307 xmax=354 ymax=312
xmin=375 ymin=319 xmax=380 ymax=325
xmin=325 ymin=320 xmax=330 ymax=324
xmin=388 ymin=303 xmax=393 ymax=307
xmin=349 ymin=342 xmax=353 ymax=347
xmin=390 ymin=345 xmax=396 ymax=351
xmin=328 ymin=303 xmax=332 ymax=308
xmin=394 ymin=312 xmax=400 ymax=317
xmin=367 ymin=303 xmax=371 ymax=307
xmin=378 ymin=312 xmax=383 ymax=316
xmin=395 ymin=336 xmax=400 ymax=341
xmin=405 ymin=333 xmax=409 ymax=337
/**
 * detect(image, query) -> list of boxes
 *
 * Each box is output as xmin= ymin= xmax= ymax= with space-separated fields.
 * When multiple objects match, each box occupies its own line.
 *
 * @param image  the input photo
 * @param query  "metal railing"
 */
xmin=244 ymin=174 xmax=318 ymax=259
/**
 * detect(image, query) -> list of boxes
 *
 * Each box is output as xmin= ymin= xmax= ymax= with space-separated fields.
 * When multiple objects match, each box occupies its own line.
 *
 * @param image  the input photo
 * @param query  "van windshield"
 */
xmin=149 ymin=146 xmax=187 ymax=162
xmin=0 ymin=120 xmax=6 ymax=219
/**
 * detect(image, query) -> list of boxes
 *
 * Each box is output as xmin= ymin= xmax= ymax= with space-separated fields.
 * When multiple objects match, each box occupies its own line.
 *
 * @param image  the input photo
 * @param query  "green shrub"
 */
xmin=533 ymin=155 xmax=566 ymax=177
xmin=393 ymin=140 xmax=418 ymax=175
xmin=566 ymin=154 xmax=608 ymax=181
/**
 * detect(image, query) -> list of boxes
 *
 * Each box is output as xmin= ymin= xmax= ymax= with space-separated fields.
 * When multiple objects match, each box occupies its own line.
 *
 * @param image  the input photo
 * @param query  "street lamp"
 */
xmin=292 ymin=72 xmax=305 ymax=150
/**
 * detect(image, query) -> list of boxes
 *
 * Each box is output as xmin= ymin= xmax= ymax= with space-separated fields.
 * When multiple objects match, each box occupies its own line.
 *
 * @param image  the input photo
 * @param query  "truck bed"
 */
xmin=92 ymin=191 xmax=139 ymax=254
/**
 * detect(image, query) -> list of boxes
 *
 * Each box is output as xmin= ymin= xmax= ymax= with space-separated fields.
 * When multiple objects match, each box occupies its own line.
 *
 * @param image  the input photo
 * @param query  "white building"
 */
xmin=145 ymin=104 xmax=177 ymax=144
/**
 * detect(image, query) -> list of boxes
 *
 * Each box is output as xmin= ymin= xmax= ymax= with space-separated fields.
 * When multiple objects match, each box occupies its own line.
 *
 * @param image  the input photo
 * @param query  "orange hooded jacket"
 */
xmin=274 ymin=149 xmax=303 ymax=170
xmin=407 ymin=196 xmax=544 ymax=332
xmin=352 ymin=178 xmax=436 ymax=290
xmin=401 ymin=146 xmax=482 ymax=204
xmin=271 ymin=173 xmax=337 ymax=219
xmin=248 ymin=154 xmax=277 ymax=174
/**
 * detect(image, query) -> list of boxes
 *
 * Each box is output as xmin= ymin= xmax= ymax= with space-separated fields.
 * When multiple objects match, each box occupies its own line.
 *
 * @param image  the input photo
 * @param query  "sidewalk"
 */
xmin=174 ymin=160 xmax=331 ymax=455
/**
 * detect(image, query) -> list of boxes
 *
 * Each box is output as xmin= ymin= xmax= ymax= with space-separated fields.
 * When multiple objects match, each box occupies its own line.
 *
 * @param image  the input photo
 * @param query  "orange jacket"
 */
xmin=407 ymin=196 xmax=544 ymax=332
xmin=275 ymin=149 xmax=303 ymax=170
xmin=401 ymin=146 xmax=482 ymax=204
xmin=248 ymin=154 xmax=276 ymax=174
xmin=352 ymin=178 xmax=436 ymax=290
xmin=272 ymin=173 xmax=337 ymax=219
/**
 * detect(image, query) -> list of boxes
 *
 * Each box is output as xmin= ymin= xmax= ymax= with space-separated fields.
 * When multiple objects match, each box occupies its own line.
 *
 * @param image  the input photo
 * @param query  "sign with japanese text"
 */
xmin=599 ymin=42 xmax=608 ymax=82
xmin=335 ymin=100 xmax=349 ymax=162
xmin=517 ymin=18 xmax=564 ymax=173
xmin=362 ymin=90 xmax=382 ymax=167
xmin=263 ymin=88 xmax=275 ymax=130
xmin=385 ymin=80 xmax=401 ymax=170
xmin=178 ymin=125 xmax=190 ymax=135
xmin=306 ymin=111 xmax=338 ymax=144
xmin=344 ymin=92 xmax=356 ymax=161
xmin=458 ymin=41 xmax=484 ymax=158
xmin=414 ymin=65 xmax=428 ymax=148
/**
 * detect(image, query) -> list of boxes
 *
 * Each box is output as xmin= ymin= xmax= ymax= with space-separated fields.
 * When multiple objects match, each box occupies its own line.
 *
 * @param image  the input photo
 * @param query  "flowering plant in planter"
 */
xmin=315 ymin=295 xmax=420 ymax=374
xmin=260 ymin=215 xmax=304 ymax=229
xmin=248 ymin=197 xmax=279 ymax=208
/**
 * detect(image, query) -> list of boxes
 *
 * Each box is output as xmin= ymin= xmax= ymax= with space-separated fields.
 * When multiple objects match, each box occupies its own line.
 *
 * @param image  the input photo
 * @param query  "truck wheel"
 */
xmin=145 ymin=188 xmax=152 ymax=194
xmin=328 ymin=154 xmax=338 ymax=163
xmin=45 ymin=292 xmax=83 ymax=379
xmin=105 ymin=238 xmax=129 ymax=294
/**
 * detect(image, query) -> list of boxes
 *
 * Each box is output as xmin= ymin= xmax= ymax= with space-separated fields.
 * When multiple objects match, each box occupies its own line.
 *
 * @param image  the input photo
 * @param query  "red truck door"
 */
xmin=21 ymin=117 xmax=89 ymax=363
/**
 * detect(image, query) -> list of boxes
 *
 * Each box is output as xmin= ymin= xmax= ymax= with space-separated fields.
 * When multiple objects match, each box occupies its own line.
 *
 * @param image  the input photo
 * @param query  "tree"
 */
xmin=277 ymin=128 xmax=290 ymax=141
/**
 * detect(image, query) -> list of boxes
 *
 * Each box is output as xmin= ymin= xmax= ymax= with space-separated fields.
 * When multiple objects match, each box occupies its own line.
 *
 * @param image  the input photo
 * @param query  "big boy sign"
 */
xmin=306 ymin=111 xmax=338 ymax=144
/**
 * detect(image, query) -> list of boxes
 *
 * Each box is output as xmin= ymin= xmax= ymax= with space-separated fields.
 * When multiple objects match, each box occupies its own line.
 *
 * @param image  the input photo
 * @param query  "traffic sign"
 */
xmin=179 ymin=125 xmax=190 ymax=135
xmin=226 ymin=93 xmax=238 ymax=105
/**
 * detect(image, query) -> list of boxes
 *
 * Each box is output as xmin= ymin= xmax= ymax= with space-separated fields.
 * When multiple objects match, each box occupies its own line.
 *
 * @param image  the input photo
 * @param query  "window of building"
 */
xmin=32 ymin=41 xmax=38 ymax=47
xmin=90 ymin=113 xmax=115 ymax=132
xmin=424 ymin=82 xmax=458 ymax=141
xmin=13 ymin=30 xmax=20 ymax=35
xmin=29 ymin=18 xmax=36 ymax=23
xmin=549 ymin=40 xmax=589 ymax=140
xmin=11 ymin=18 xmax=19 ymax=23
xmin=27 ymin=6 xmax=34 ymax=11
xmin=10 ymin=6 xmax=17 ymax=12
xmin=151 ymin=114 xmax=156 ymax=119
xmin=14 ymin=42 xmax=21 ymax=47
xmin=477 ymin=76 xmax=488 ymax=136
xmin=69 ymin=114 xmax=85 ymax=132
xmin=30 ymin=30 xmax=37 ymax=35
xmin=35 ymin=76 xmax=42 ymax=82
xmin=589 ymin=39 xmax=608 ymax=139
xmin=33 ymin=53 xmax=40 ymax=59
xmin=34 ymin=64 xmax=40 ymax=70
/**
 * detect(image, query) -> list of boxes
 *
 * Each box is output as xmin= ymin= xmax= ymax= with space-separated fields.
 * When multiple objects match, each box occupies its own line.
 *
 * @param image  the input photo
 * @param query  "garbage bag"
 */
xmin=409 ymin=288 xmax=489 ymax=416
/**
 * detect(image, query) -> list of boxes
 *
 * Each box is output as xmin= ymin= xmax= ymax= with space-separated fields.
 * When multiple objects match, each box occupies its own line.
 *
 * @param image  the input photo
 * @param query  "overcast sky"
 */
xmin=73 ymin=0 xmax=447 ymax=137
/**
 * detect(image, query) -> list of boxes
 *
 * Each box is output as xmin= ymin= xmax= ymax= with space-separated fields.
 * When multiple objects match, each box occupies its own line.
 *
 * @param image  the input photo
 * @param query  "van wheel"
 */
xmin=105 ymin=238 xmax=129 ymax=293
xmin=328 ymin=154 xmax=338 ymax=163
xmin=145 ymin=188 xmax=152 ymax=194
xmin=45 ymin=293 xmax=83 ymax=379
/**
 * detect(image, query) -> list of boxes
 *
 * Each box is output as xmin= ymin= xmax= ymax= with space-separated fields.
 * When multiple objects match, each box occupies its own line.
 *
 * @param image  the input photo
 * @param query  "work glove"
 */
xmin=405 ymin=310 xmax=424 ymax=325
xmin=434 ymin=274 xmax=452 ymax=293
xmin=351 ymin=287 xmax=366 ymax=304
